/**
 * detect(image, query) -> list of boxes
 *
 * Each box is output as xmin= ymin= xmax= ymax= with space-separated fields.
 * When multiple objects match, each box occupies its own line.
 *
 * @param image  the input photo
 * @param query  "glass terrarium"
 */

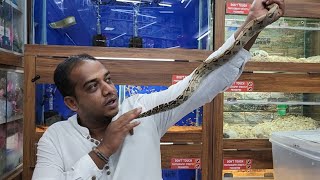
xmin=224 ymin=8 xmax=320 ymax=139
xmin=33 ymin=0 xmax=213 ymax=50
xmin=223 ymin=92 xmax=320 ymax=139
xmin=225 ymin=16 xmax=320 ymax=63
xmin=0 ymin=68 xmax=23 ymax=178
xmin=0 ymin=0 xmax=25 ymax=53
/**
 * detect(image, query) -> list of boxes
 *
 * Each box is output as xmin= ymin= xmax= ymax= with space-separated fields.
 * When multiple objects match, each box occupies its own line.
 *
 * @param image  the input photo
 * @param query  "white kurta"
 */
xmin=32 ymin=34 xmax=251 ymax=180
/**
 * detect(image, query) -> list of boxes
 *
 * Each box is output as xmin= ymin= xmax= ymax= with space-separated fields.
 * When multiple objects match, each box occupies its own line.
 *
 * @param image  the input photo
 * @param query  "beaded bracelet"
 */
xmin=92 ymin=147 xmax=111 ymax=175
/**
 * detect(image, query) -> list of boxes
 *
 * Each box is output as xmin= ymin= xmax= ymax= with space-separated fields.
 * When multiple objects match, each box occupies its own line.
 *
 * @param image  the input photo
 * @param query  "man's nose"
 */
xmin=101 ymin=81 xmax=113 ymax=96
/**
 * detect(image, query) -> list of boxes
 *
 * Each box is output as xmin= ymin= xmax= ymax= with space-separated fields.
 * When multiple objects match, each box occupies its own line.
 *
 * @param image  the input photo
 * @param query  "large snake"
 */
xmin=137 ymin=4 xmax=280 ymax=119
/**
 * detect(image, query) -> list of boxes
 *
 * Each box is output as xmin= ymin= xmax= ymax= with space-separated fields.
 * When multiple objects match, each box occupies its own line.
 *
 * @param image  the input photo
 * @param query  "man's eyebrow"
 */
xmin=83 ymin=78 xmax=97 ymax=88
xmin=82 ymin=71 xmax=110 ymax=88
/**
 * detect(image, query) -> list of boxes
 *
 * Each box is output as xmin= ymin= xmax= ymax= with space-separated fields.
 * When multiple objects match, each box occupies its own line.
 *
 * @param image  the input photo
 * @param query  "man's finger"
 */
xmin=118 ymin=107 xmax=142 ymax=126
xmin=129 ymin=129 xmax=134 ymax=135
xmin=265 ymin=0 xmax=285 ymax=12
xmin=263 ymin=0 xmax=285 ymax=18
xmin=125 ymin=121 xmax=141 ymax=135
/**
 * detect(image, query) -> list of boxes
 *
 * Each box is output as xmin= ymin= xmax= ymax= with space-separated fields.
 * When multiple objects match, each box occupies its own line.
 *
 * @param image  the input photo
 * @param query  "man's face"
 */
xmin=70 ymin=60 xmax=119 ymax=119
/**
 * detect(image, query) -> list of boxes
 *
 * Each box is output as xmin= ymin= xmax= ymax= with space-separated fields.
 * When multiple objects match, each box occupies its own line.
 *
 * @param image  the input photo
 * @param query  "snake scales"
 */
xmin=137 ymin=4 xmax=280 ymax=119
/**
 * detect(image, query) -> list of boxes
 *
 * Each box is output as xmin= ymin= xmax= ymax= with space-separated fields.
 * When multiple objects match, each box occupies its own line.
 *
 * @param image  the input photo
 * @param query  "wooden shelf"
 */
xmin=0 ymin=115 xmax=23 ymax=125
xmin=0 ymin=164 xmax=23 ymax=180
xmin=7 ymin=114 xmax=23 ymax=123
xmin=245 ymin=61 xmax=320 ymax=73
xmin=0 ymin=48 xmax=23 ymax=67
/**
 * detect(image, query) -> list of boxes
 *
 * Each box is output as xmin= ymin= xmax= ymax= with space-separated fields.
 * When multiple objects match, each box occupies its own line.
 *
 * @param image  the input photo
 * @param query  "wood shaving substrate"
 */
xmin=251 ymin=55 xmax=320 ymax=63
xmin=223 ymin=115 xmax=319 ymax=139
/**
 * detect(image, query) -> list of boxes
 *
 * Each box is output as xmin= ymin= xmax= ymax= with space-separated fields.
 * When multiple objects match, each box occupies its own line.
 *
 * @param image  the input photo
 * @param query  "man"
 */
xmin=32 ymin=0 xmax=285 ymax=179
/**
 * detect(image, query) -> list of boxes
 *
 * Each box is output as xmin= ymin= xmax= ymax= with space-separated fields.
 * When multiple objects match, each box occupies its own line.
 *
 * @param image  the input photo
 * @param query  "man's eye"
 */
xmin=105 ymin=77 xmax=112 ymax=83
xmin=87 ymin=83 xmax=98 ymax=91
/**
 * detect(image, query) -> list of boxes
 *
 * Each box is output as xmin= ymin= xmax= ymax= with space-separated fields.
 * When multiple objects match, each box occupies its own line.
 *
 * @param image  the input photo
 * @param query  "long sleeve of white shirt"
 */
xmin=32 ymin=123 xmax=106 ymax=180
xmin=32 ymin=34 xmax=251 ymax=180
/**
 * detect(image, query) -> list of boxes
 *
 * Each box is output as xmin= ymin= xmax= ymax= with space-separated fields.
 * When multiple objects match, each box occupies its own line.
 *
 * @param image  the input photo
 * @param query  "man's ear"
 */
xmin=64 ymin=96 xmax=79 ymax=111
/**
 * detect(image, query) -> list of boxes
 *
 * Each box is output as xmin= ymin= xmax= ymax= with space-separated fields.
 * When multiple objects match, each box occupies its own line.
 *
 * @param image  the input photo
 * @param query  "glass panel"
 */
xmin=5 ymin=119 xmax=21 ymax=172
xmin=35 ymin=84 xmax=75 ymax=127
xmin=6 ymin=71 xmax=23 ymax=121
xmin=0 ymin=0 xmax=13 ymax=51
xmin=225 ymin=16 xmax=320 ymax=62
xmin=33 ymin=0 xmax=213 ymax=50
xmin=162 ymin=169 xmax=202 ymax=180
xmin=12 ymin=0 xmax=24 ymax=53
xmin=0 ymin=69 xmax=6 ymax=177
xmin=0 ymin=69 xmax=23 ymax=177
xmin=223 ymin=92 xmax=320 ymax=139
xmin=0 ymin=123 xmax=6 ymax=176
xmin=0 ymin=70 xmax=6 ymax=124
xmin=4 ymin=71 xmax=23 ymax=173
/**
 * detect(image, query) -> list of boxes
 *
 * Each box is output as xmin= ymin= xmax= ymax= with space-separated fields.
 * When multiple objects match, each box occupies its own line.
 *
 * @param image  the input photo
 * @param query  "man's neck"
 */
xmin=77 ymin=115 xmax=111 ymax=140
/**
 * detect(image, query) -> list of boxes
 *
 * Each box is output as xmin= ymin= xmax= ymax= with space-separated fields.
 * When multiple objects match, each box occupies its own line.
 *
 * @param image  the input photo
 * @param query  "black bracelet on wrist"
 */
xmin=92 ymin=147 xmax=111 ymax=175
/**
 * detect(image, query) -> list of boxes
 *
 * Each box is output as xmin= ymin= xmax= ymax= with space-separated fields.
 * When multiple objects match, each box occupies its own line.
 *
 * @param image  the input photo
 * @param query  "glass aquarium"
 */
xmin=224 ymin=92 xmax=320 ymax=139
xmin=225 ymin=15 xmax=320 ymax=63
xmin=0 ymin=0 xmax=25 ymax=53
xmin=33 ymin=0 xmax=213 ymax=50
xmin=0 ymin=68 xmax=23 ymax=178
xmin=224 ymin=11 xmax=320 ymax=139
xmin=224 ymin=9 xmax=320 ymax=139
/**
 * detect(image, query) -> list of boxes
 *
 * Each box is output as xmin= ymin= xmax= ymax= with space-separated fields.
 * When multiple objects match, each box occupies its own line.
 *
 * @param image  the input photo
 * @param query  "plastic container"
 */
xmin=269 ymin=130 xmax=320 ymax=180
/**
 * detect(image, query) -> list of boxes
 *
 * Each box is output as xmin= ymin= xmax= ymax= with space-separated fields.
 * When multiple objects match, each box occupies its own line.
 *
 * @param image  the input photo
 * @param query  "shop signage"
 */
xmin=223 ymin=159 xmax=253 ymax=170
xmin=172 ymin=75 xmax=187 ymax=84
xmin=226 ymin=2 xmax=251 ymax=15
xmin=226 ymin=81 xmax=254 ymax=92
xmin=171 ymin=158 xmax=201 ymax=169
xmin=173 ymin=76 xmax=254 ymax=92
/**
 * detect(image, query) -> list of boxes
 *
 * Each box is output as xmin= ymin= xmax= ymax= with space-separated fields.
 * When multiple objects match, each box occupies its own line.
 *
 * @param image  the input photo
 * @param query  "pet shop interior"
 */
xmin=0 ymin=0 xmax=319 ymax=179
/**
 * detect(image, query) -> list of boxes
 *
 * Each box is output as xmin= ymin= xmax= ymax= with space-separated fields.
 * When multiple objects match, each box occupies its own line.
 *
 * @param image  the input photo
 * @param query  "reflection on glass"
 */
xmin=225 ymin=16 xmax=320 ymax=63
xmin=162 ymin=169 xmax=202 ymax=180
xmin=0 ymin=1 xmax=13 ymax=51
xmin=0 ymin=70 xmax=6 ymax=124
xmin=0 ymin=124 xmax=6 ymax=176
xmin=0 ymin=0 xmax=24 ymax=53
xmin=0 ymin=69 xmax=23 ymax=177
xmin=33 ymin=0 xmax=213 ymax=50
xmin=223 ymin=92 xmax=320 ymax=139
xmin=6 ymin=119 xmax=22 ymax=172
xmin=6 ymin=71 xmax=23 ymax=120
xmin=12 ymin=0 xmax=24 ymax=53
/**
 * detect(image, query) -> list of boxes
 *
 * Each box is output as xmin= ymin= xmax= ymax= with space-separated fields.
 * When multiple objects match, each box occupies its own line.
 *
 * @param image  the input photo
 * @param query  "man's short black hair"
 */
xmin=54 ymin=53 xmax=97 ymax=97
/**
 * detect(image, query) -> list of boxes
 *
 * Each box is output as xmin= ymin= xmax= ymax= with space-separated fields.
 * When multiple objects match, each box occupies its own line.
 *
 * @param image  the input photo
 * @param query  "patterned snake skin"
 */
xmin=137 ymin=4 xmax=280 ymax=119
